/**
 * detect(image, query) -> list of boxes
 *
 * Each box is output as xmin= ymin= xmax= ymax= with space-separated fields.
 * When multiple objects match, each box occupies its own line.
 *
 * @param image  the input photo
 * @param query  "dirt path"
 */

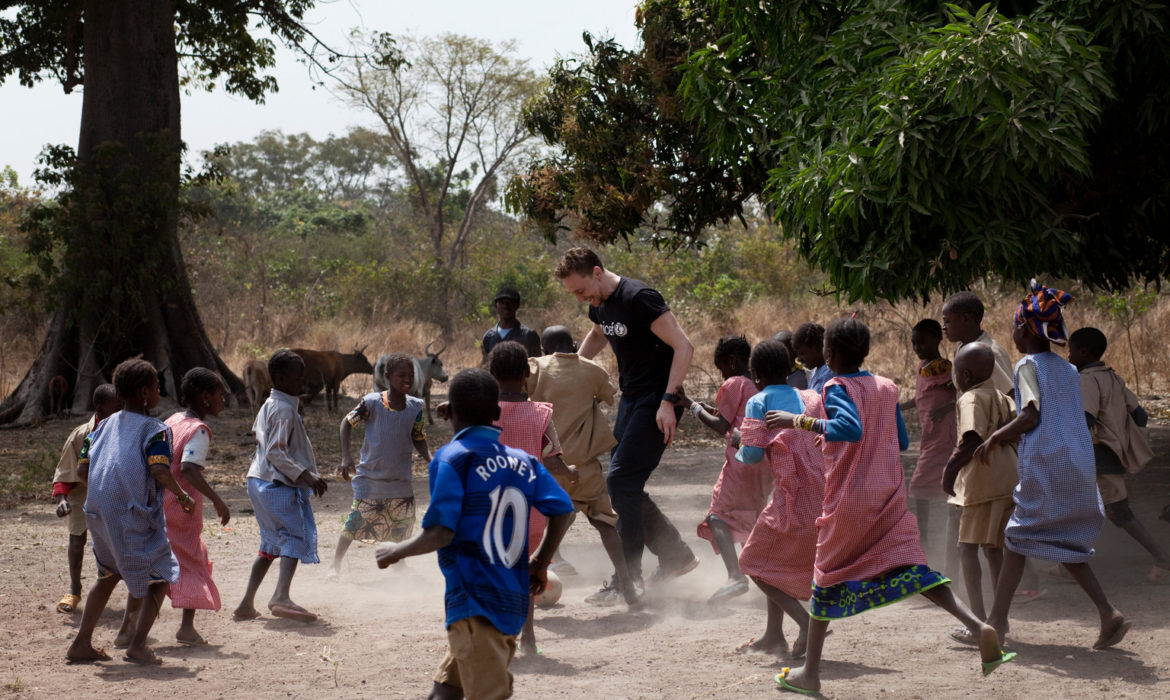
xmin=2 ymin=406 xmax=1169 ymax=698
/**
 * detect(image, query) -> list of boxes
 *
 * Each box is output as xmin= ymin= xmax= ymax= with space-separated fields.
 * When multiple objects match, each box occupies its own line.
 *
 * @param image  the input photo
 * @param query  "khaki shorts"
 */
xmin=555 ymin=457 xmax=618 ymax=527
xmin=434 ymin=616 xmax=516 ymax=700
xmin=64 ymin=484 xmax=87 ymax=537
xmin=1096 ymin=474 xmax=1126 ymax=506
xmin=959 ymin=498 xmax=1013 ymax=548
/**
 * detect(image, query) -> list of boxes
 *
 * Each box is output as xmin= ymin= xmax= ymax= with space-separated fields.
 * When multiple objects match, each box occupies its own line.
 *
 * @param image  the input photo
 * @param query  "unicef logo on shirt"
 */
xmin=601 ymin=322 xmax=628 ymax=337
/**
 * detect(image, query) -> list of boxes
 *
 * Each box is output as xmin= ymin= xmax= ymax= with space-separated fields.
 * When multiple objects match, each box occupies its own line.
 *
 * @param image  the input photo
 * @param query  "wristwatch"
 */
xmin=662 ymin=392 xmax=680 ymax=404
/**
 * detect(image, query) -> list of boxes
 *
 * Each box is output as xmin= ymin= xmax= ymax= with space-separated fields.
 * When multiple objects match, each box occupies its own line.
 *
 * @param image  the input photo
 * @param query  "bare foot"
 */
xmin=123 ymin=645 xmax=163 ymax=665
xmin=735 ymin=635 xmax=788 ymax=655
xmin=791 ymin=636 xmax=809 ymax=659
xmin=232 ymin=606 xmax=261 ymax=621
xmin=778 ymin=665 xmax=819 ymax=694
xmin=66 ymin=643 xmax=112 ymax=663
xmin=1093 ymin=613 xmax=1132 ymax=650
xmin=176 ymin=628 xmax=207 ymax=646
xmin=977 ymin=623 xmax=1004 ymax=664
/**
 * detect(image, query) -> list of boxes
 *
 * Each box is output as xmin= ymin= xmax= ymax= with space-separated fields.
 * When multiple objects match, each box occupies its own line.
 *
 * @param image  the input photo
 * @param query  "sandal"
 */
xmin=949 ymin=626 xmax=978 ymax=646
xmin=57 ymin=593 xmax=81 ymax=614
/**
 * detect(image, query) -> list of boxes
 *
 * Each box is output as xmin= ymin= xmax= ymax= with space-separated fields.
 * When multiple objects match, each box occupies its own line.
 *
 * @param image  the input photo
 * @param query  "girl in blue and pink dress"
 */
xmin=979 ymin=281 xmax=1130 ymax=651
xmin=768 ymin=318 xmax=1012 ymax=695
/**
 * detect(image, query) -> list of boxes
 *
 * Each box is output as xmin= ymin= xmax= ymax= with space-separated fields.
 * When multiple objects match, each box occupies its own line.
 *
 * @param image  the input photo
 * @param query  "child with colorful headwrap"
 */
xmin=976 ymin=280 xmax=1131 ymax=650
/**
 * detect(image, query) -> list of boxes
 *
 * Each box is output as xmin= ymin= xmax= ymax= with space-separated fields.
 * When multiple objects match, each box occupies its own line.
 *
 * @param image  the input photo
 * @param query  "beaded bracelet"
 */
xmin=794 ymin=414 xmax=819 ymax=432
xmin=691 ymin=402 xmax=705 ymax=418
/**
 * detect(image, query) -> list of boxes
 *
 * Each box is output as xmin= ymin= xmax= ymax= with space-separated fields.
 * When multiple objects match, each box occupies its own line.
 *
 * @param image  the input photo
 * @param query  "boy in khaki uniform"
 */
xmin=526 ymin=326 xmax=638 ymax=606
xmin=1068 ymin=327 xmax=1169 ymax=582
xmin=942 ymin=343 xmax=1019 ymax=640
xmin=51 ymin=384 xmax=122 ymax=614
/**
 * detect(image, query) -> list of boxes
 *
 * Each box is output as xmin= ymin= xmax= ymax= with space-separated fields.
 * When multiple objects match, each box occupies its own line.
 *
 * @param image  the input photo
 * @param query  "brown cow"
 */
xmin=290 ymin=346 xmax=375 ymax=412
xmin=243 ymin=359 xmax=272 ymax=414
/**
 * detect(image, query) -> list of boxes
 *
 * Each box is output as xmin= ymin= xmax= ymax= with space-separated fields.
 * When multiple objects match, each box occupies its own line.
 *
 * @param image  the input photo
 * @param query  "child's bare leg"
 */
xmin=705 ymin=515 xmax=743 ymax=581
xmin=911 ymin=498 xmax=931 ymax=558
xmin=176 ymin=608 xmax=204 ymax=645
xmin=428 ymin=682 xmax=462 ymax=700
xmin=125 ymin=582 xmax=168 ymax=665
xmin=743 ymin=577 xmax=787 ymax=653
xmin=1061 ymin=562 xmax=1130 ymax=648
xmin=1109 ymin=501 xmax=1170 ymax=568
xmin=234 ymin=555 xmax=273 ymax=619
xmin=589 ymin=517 xmax=638 ymax=603
xmin=987 ymin=549 xmax=1026 ymax=643
xmin=66 ymin=574 xmax=121 ymax=661
xmin=984 ymin=546 xmax=1004 ymax=591
xmin=270 ymin=556 xmax=307 ymax=610
xmin=945 ymin=505 xmax=962 ymax=584
xmin=114 ymin=593 xmax=142 ymax=648
xmin=959 ymin=543 xmax=986 ymax=620
xmin=756 ymin=581 xmax=810 ymax=657
xmin=329 ymin=534 xmax=353 ymax=576
xmin=780 ymin=618 xmax=828 ymax=692
xmin=520 ymin=596 xmax=537 ymax=655
xmin=67 ymin=533 xmax=87 ymax=597
xmin=920 ymin=585 xmax=1004 ymax=663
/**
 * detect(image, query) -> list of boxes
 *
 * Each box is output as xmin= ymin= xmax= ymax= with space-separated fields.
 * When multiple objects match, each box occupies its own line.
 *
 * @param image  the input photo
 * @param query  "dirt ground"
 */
xmin=2 ymin=397 xmax=1170 ymax=699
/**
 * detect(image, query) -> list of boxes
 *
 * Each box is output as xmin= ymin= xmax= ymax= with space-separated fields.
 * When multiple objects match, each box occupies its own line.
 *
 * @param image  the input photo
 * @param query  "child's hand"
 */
xmin=177 ymin=492 xmax=196 ymax=514
xmin=561 ymin=463 xmax=580 ymax=485
xmin=55 ymin=495 xmax=71 ymax=518
xmin=339 ymin=458 xmax=355 ymax=481
xmin=300 ymin=472 xmax=328 ymax=497
xmin=212 ymin=496 xmax=231 ymax=526
xmin=972 ymin=435 xmax=998 ymax=463
xmin=529 ymin=559 xmax=549 ymax=594
xmin=376 ymin=542 xmax=403 ymax=568
xmin=436 ymin=401 xmax=451 ymax=421
xmin=765 ymin=410 xmax=797 ymax=430
xmin=941 ymin=467 xmax=959 ymax=497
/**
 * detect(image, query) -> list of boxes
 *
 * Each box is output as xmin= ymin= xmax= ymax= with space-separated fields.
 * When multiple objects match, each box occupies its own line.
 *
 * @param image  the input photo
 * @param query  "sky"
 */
xmin=0 ymin=0 xmax=640 ymax=186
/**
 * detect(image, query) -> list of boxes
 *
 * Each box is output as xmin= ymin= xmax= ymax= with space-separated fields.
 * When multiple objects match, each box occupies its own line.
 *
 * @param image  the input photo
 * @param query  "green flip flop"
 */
xmin=981 ymin=650 xmax=1018 ymax=676
xmin=775 ymin=667 xmax=819 ymax=696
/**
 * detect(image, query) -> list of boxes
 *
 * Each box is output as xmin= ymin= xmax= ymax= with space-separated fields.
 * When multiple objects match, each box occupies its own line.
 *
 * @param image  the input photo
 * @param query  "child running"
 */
xmin=767 ymin=317 xmax=1013 ymax=695
xmin=979 ymin=283 xmax=1130 ymax=650
xmin=234 ymin=349 xmax=328 ymax=623
xmin=329 ymin=353 xmax=431 ymax=578
xmin=489 ymin=340 xmax=577 ymax=655
xmin=793 ymin=323 xmax=834 ymax=393
xmin=1068 ymin=327 xmax=1168 ymax=582
xmin=903 ymin=319 xmax=957 ymax=565
xmin=65 ymin=359 xmax=194 ymax=665
xmin=734 ymin=340 xmax=824 ymax=658
xmin=52 ymin=383 xmax=122 ymax=615
xmin=376 ymin=368 xmax=574 ymax=700
xmin=163 ymin=368 xmax=232 ymax=645
xmin=526 ymin=325 xmax=638 ymax=607
xmin=941 ymin=343 xmax=1019 ymax=644
xmin=680 ymin=335 xmax=766 ymax=603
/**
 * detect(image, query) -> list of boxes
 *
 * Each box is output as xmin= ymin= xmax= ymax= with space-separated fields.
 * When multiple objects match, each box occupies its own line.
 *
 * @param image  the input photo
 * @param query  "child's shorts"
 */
xmin=959 ymin=498 xmax=1014 ymax=548
xmin=64 ymin=484 xmax=87 ymax=537
xmin=1096 ymin=474 xmax=1126 ymax=506
xmin=340 ymin=498 xmax=415 ymax=544
xmin=433 ymin=616 xmax=516 ymax=700
xmin=554 ymin=457 xmax=618 ymax=527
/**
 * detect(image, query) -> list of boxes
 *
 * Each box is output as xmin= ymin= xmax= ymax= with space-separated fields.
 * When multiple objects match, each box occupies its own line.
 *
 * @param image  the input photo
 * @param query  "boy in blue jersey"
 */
xmin=377 ymin=368 xmax=574 ymax=700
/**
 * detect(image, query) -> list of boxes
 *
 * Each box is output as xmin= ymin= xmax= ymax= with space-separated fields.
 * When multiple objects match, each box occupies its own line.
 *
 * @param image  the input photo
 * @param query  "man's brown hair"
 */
xmin=554 ymin=247 xmax=604 ymax=279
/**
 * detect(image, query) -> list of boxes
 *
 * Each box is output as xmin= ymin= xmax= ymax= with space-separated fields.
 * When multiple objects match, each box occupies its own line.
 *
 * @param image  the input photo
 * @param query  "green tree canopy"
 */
xmin=509 ymin=1 xmax=1170 ymax=301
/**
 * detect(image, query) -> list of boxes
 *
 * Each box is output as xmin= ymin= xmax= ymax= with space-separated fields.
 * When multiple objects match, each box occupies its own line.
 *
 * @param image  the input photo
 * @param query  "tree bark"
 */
xmin=0 ymin=0 xmax=242 ymax=425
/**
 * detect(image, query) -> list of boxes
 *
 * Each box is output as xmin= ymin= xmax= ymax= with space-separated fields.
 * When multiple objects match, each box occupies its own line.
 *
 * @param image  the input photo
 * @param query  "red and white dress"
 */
xmin=696 ymin=375 xmax=768 ymax=551
xmin=737 ymin=387 xmax=825 ymax=600
xmin=163 ymin=411 xmax=221 ymax=611
xmin=496 ymin=400 xmax=562 ymax=554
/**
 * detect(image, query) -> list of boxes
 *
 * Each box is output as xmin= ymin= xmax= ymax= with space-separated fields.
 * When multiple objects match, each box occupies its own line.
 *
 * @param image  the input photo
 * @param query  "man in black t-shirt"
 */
xmin=555 ymin=247 xmax=698 ymax=598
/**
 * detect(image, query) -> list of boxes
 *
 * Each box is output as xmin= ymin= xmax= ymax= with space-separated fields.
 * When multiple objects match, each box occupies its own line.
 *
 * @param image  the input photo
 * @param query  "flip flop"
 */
xmin=949 ymin=626 xmax=978 ymax=646
xmin=981 ymin=650 xmax=1017 ymax=676
xmin=269 ymin=603 xmax=318 ymax=622
xmin=232 ymin=608 xmax=262 ymax=621
xmin=57 ymin=593 xmax=81 ymax=614
xmin=775 ymin=667 xmax=818 ymax=696
xmin=65 ymin=647 xmax=112 ymax=664
xmin=123 ymin=653 xmax=163 ymax=666
xmin=1013 ymin=588 xmax=1048 ymax=602
xmin=176 ymin=633 xmax=207 ymax=647
xmin=1093 ymin=619 xmax=1133 ymax=650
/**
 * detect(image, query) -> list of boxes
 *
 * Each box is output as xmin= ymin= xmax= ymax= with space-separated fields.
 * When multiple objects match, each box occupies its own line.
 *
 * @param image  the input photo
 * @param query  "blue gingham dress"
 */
xmin=82 ymin=411 xmax=180 ymax=597
xmin=1005 ymin=353 xmax=1104 ymax=563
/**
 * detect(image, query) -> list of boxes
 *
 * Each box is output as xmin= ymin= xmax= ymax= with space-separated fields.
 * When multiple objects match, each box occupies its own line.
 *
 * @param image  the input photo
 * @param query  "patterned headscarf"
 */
xmin=1014 ymin=279 xmax=1075 ymax=344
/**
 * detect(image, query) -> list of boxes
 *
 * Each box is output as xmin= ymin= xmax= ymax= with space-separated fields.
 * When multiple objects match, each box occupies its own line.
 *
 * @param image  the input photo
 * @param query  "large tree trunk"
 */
xmin=0 ymin=0 xmax=241 ymax=425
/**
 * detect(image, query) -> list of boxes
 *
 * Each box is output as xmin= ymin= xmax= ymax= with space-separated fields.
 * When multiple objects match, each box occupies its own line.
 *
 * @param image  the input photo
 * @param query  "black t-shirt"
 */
xmin=482 ymin=323 xmax=542 ymax=358
xmin=588 ymin=277 xmax=672 ymax=398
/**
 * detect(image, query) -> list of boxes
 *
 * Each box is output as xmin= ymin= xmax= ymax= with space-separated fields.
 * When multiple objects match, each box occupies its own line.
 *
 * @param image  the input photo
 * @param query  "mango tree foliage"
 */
xmin=509 ymin=1 xmax=1170 ymax=302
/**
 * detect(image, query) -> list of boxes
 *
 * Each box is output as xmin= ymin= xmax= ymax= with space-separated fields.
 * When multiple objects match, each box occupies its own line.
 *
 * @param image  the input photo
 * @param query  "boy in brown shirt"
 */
xmin=942 ymin=343 xmax=1019 ymax=642
xmin=1068 ymin=327 xmax=1169 ymax=583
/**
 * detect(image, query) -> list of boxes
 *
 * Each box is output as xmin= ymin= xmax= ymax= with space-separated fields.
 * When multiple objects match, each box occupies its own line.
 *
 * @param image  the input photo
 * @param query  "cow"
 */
xmin=48 ymin=375 xmax=69 ymax=418
xmin=290 ymin=345 xmax=375 ymax=412
xmin=243 ymin=359 xmax=272 ymax=414
xmin=374 ymin=341 xmax=449 ymax=424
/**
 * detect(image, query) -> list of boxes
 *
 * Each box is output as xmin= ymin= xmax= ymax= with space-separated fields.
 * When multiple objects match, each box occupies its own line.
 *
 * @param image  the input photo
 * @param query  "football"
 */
xmin=534 ymin=570 xmax=562 ymax=607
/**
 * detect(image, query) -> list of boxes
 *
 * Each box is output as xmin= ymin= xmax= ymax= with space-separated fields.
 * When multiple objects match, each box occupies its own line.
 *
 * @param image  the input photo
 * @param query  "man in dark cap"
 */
xmin=481 ymin=287 xmax=542 ymax=360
